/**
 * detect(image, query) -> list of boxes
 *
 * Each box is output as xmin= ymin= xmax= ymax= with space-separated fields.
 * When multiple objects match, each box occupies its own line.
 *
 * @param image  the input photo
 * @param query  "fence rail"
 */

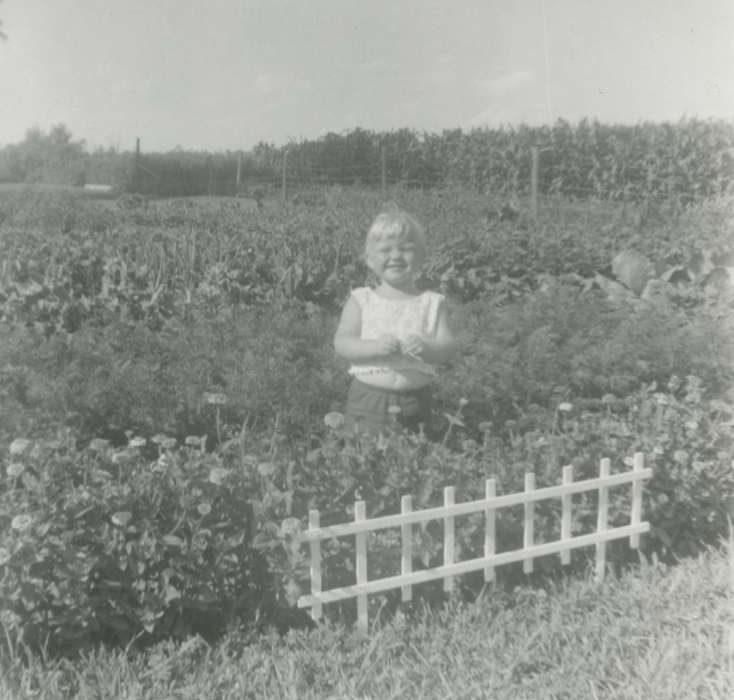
xmin=297 ymin=453 xmax=651 ymax=630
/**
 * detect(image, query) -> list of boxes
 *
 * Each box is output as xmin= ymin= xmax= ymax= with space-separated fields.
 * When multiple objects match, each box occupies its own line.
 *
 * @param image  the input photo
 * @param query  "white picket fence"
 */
xmin=297 ymin=453 xmax=652 ymax=630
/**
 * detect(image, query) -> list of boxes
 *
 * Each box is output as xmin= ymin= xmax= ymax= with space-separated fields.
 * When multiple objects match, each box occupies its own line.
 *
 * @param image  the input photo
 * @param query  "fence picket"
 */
xmin=443 ymin=487 xmax=455 ymax=592
xmin=308 ymin=509 xmax=322 ymax=621
xmin=630 ymin=453 xmax=644 ymax=548
xmin=484 ymin=479 xmax=496 ymax=582
xmin=595 ymin=459 xmax=610 ymax=580
xmin=355 ymin=501 xmax=368 ymax=630
xmin=561 ymin=465 xmax=573 ymax=566
xmin=401 ymin=495 xmax=412 ymax=601
xmin=523 ymin=473 xmax=535 ymax=574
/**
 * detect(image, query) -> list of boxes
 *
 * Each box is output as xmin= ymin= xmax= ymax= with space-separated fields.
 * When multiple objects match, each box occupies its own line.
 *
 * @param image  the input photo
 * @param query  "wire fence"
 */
xmin=129 ymin=140 xmax=733 ymax=205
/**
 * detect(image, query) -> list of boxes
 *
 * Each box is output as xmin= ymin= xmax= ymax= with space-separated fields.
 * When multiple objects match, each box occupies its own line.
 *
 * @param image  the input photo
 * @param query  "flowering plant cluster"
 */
xmin=1 ymin=376 xmax=732 ymax=651
xmin=0 ymin=430 xmax=270 ymax=655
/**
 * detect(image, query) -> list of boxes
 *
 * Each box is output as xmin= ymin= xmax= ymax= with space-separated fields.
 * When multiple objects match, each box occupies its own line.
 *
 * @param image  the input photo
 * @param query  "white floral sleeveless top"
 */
xmin=348 ymin=287 xmax=444 ymax=378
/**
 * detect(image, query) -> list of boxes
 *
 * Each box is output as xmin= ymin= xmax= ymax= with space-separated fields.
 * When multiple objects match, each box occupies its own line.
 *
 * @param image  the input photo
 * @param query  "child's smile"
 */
xmin=367 ymin=238 xmax=424 ymax=289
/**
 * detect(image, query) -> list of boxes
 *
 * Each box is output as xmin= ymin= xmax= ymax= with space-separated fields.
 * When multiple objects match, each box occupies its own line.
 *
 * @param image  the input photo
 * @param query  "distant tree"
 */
xmin=0 ymin=124 xmax=87 ymax=184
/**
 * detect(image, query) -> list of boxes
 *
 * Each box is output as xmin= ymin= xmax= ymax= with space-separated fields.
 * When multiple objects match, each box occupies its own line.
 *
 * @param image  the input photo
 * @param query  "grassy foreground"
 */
xmin=1 ymin=543 xmax=731 ymax=700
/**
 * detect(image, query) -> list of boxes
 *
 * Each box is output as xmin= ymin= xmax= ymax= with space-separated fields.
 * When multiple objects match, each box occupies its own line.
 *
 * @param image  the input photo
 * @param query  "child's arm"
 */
xmin=402 ymin=302 xmax=458 ymax=365
xmin=334 ymin=295 xmax=400 ymax=361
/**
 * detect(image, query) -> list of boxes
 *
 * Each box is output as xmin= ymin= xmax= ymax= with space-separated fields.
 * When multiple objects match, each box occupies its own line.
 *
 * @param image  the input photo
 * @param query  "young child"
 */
xmin=334 ymin=209 xmax=457 ymax=433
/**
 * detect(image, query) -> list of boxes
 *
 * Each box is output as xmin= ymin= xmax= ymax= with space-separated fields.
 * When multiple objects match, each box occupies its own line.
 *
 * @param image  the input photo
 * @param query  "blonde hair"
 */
xmin=364 ymin=208 xmax=427 ymax=257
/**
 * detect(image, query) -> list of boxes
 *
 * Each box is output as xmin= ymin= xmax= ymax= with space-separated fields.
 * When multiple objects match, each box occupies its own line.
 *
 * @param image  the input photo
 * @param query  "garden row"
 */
xmin=1 ymin=185 xmax=732 ymax=335
xmin=0 ymin=186 xmax=732 ymax=654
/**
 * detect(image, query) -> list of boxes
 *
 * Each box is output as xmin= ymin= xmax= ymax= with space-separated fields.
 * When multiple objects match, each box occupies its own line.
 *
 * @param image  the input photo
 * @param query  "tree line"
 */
xmin=1 ymin=119 xmax=732 ymax=201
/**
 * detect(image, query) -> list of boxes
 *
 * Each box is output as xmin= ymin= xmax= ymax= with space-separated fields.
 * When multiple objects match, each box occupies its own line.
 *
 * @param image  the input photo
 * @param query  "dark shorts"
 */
xmin=344 ymin=378 xmax=434 ymax=434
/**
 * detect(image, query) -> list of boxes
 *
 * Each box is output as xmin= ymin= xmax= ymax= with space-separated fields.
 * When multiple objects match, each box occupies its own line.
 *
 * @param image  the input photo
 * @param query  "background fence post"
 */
xmin=381 ymin=143 xmax=387 ymax=199
xmin=484 ymin=479 xmax=496 ymax=582
xmin=308 ymin=510 xmax=322 ymax=621
xmin=523 ymin=473 xmax=536 ymax=574
xmin=443 ymin=486 xmax=455 ymax=592
xmin=595 ymin=458 xmax=610 ymax=580
xmin=132 ymin=137 xmax=141 ymax=194
xmin=206 ymin=155 xmax=214 ymax=196
xmin=236 ymin=152 xmax=242 ymax=194
xmin=281 ymin=149 xmax=288 ymax=203
xmin=355 ymin=500 xmax=368 ymax=631
xmin=561 ymin=465 xmax=573 ymax=565
xmin=531 ymin=146 xmax=539 ymax=222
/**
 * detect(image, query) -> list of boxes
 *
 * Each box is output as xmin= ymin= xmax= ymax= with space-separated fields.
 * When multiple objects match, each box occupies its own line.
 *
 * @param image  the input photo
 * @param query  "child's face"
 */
xmin=366 ymin=233 xmax=425 ymax=288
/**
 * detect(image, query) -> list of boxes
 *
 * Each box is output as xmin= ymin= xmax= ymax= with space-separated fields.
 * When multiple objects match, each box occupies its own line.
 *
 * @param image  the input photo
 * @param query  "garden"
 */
xmin=0 ymin=179 xmax=732 ymax=695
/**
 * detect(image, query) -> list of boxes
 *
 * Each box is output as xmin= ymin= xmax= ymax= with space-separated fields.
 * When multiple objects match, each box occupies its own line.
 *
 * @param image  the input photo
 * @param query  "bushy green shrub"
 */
xmin=0 ymin=431 xmax=270 ymax=656
xmin=0 ymin=302 xmax=345 ymax=445
xmin=441 ymin=279 xmax=733 ymax=427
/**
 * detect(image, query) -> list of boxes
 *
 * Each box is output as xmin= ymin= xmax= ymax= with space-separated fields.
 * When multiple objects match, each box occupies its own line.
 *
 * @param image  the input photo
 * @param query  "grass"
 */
xmin=1 ymin=541 xmax=730 ymax=700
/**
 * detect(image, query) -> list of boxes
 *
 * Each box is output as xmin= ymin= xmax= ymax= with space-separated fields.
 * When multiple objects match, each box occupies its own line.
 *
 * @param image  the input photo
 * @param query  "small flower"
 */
xmin=478 ymin=421 xmax=492 ymax=433
xmin=504 ymin=419 xmax=517 ymax=431
xmin=655 ymin=393 xmax=669 ymax=406
xmin=11 ymin=514 xmax=33 ymax=531
xmin=387 ymin=405 xmax=402 ymax=415
xmin=323 ymin=412 xmax=345 ymax=430
xmin=208 ymin=468 xmax=229 ymax=485
xmin=88 ymin=438 xmax=110 ymax=452
xmin=601 ymin=394 xmax=616 ymax=405
xmin=684 ymin=420 xmax=699 ymax=431
xmin=653 ymin=445 xmax=664 ymax=456
xmin=0 ymin=547 xmax=10 ymax=565
xmin=150 ymin=434 xmax=166 ymax=444
xmin=9 ymin=439 xmax=30 ymax=457
xmin=280 ymin=517 xmax=301 ymax=538
xmin=462 ymin=439 xmax=479 ymax=452
xmin=558 ymin=402 xmax=573 ymax=413
xmin=7 ymin=463 xmax=25 ymax=478
xmin=623 ymin=456 xmax=634 ymax=467
xmin=443 ymin=413 xmax=464 ymax=427
xmin=129 ymin=436 xmax=146 ymax=449
xmin=197 ymin=502 xmax=212 ymax=516
xmin=156 ymin=454 xmax=172 ymax=469
xmin=284 ymin=579 xmax=302 ymax=606
xmin=673 ymin=449 xmax=688 ymax=465
xmin=111 ymin=511 xmax=132 ymax=527
xmin=257 ymin=462 xmax=276 ymax=478
xmin=161 ymin=437 xmax=177 ymax=450
xmin=459 ymin=398 xmax=469 ymax=407
xmin=185 ymin=436 xmax=202 ymax=447
xmin=111 ymin=450 xmax=134 ymax=465
xmin=203 ymin=392 xmax=227 ymax=405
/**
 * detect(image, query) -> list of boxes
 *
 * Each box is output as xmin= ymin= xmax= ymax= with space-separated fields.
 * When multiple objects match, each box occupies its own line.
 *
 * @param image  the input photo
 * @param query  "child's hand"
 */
xmin=401 ymin=334 xmax=425 ymax=358
xmin=375 ymin=334 xmax=401 ymax=357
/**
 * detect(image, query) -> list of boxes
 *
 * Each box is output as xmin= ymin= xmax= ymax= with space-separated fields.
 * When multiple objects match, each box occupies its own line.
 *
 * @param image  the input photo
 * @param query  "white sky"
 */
xmin=1 ymin=0 xmax=733 ymax=151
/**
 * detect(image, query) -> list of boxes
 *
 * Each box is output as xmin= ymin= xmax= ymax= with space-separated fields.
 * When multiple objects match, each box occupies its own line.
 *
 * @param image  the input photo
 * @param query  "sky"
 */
xmin=1 ymin=0 xmax=733 ymax=152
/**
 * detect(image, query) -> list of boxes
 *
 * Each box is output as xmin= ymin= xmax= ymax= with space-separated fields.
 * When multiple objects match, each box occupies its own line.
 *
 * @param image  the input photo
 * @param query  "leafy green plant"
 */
xmin=0 ymin=431 xmax=271 ymax=656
